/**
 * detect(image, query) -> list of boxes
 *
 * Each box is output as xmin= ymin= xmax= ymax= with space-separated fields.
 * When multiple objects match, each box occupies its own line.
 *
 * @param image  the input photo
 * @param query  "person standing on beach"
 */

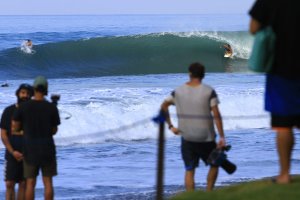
xmin=1 ymin=83 xmax=33 ymax=200
xmin=249 ymin=0 xmax=300 ymax=184
xmin=12 ymin=76 xmax=60 ymax=200
xmin=161 ymin=62 xmax=226 ymax=191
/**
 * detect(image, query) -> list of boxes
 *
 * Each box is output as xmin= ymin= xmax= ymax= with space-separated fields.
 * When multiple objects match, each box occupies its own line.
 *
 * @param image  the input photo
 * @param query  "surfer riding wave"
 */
xmin=21 ymin=39 xmax=35 ymax=54
xmin=222 ymin=43 xmax=233 ymax=58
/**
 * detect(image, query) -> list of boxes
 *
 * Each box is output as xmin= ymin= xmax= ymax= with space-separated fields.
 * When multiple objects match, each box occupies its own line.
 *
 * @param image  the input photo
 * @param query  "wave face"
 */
xmin=0 ymin=32 xmax=252 ymax=79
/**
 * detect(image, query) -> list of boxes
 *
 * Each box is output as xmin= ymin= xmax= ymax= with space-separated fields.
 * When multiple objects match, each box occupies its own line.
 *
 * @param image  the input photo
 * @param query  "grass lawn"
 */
xmin=171 ymin=176 xmax=300 ymax=200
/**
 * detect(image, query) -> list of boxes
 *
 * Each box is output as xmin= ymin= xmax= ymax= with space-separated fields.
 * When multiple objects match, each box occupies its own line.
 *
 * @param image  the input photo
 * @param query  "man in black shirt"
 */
xmin=1 ymin=83 xmax=33 ymax=200
xmin=249 ymin=0 xmax=300 ymax=184
xmin=13 ymin=76 xmax=60 ymax=200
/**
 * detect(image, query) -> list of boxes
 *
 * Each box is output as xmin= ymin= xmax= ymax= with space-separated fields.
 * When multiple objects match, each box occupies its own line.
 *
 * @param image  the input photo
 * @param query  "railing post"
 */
xmin=155 ymin=110 xmax=165 ymax=200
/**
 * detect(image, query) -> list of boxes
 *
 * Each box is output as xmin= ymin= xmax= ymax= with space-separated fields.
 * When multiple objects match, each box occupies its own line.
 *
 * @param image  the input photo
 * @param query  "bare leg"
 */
xmin=5 ymin=181 xmax=15 ymax=200
xmin=276 ymin=128 xmax=294 ymax=184
xmin=25 ymin=178 xmax=36 ymax=200
xmin=17 ymin=180 xmax=26 ymax=200
xmin=207 ymin=166 xmax=218 ymax=191
xmin=43 ymin=176 xmax=54 ymax=200
xmin=185 ymin=170 xmax=195 ymax=191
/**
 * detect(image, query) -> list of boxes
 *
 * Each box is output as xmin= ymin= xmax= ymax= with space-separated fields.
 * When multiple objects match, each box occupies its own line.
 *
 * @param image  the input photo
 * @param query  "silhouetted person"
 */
xmin=249 ymin=0 xmax=300 ymax=184
xmin=13 ymin=76 xmax=60 ymax=200
xmin=1 ymin=84 xmax=33 ymax=200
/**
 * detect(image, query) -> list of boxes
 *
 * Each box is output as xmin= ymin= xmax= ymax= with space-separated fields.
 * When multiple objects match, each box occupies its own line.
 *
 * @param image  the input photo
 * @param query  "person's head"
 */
xmin=16 ymin=83 xmax=33 ymax=104
xmin=188 ymin=62 xmax=205 ymax=80
xmin=33 ymin=76 xmax=48 ymax=95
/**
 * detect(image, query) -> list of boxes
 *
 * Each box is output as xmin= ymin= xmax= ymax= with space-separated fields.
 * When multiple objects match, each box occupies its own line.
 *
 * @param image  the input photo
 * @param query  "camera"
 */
xmin=51 ymin=94 xmax=60 ymax=105
xmin=207 ymin=145 xmax=237 ymax=174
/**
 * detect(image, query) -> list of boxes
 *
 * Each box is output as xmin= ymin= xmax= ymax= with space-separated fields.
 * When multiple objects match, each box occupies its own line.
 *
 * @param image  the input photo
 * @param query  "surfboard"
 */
xmin=224 ymin=52 xmax=232 ymax=58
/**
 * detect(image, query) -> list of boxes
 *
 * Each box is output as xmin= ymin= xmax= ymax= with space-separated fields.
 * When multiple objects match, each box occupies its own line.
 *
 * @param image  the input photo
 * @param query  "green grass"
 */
xmin=171 ymin=176 xmax=300 ymax=200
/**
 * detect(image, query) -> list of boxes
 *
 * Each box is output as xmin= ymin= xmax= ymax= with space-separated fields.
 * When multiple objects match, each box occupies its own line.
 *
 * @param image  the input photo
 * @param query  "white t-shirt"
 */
xmin=166 ymin=83 xmax=219 ymax=142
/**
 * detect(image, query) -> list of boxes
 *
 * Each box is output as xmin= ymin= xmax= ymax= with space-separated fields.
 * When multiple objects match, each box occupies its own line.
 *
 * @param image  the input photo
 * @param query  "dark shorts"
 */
xmin=271 ymin=114 xmax=300 ymax=128
xmin=4 ymin=157 xmax=24 ymax=182
xmin=23 ymin=159 xmax=57 ymax=178
xmin=181 ymin=138 xmax=216 ymax=171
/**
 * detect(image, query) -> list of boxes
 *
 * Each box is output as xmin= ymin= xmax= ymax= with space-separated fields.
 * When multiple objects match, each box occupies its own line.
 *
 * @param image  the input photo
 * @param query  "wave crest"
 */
xmin=0 ymin=32 xmax=251 ymax=79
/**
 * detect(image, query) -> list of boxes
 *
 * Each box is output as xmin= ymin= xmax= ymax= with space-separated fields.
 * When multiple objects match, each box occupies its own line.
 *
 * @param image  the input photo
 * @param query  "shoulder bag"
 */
xmin=248 ymin=26 xmax=276 ymax=73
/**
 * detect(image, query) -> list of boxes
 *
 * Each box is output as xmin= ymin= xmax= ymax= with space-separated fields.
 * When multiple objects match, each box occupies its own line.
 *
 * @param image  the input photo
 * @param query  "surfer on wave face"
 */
xmin=25 ymin=40 xmax=33 ymax=48
xmin=223 ymin=43 xmax=233 ymax=57
xmin=20 ymin=39 xmax=35 ymax=54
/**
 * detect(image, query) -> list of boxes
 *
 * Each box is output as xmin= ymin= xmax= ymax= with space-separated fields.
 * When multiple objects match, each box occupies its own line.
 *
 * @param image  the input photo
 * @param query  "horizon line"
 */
xmin=0 ymin=13 xmax=247 ymax=16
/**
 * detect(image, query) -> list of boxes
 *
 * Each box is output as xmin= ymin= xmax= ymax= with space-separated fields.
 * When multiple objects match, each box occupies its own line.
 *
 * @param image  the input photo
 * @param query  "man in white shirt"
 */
xmin=161 ymin=62 xmax=226 ymax=191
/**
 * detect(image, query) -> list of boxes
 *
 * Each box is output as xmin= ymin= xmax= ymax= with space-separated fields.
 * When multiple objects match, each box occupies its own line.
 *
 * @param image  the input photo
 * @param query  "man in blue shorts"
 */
xmin=161 ymin=62 xmax=226 ymax=191
xmin=1 ymin=83 xmax=33 ymax=200
xmin=249 ymin=0 xmax=300 ymax=184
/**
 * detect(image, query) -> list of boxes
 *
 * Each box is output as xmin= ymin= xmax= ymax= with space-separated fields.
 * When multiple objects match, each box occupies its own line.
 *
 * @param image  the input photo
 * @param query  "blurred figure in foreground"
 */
xmin=249 ymin=0 xmax=300 ymax=184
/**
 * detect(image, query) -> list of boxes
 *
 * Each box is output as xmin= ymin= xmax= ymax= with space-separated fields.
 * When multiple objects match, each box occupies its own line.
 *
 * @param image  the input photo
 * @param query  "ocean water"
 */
xmin=0 ymin=15 xmax=300 ymax=199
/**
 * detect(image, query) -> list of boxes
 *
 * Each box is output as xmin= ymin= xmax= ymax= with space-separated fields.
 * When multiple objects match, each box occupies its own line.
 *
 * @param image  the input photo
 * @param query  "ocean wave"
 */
xmin=0 ymin=32 xmax=252 ymax=79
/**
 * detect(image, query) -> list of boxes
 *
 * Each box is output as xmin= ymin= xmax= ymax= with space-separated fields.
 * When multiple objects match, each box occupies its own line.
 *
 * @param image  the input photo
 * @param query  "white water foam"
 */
xmin=0 ymin=74 xmax=267 ymax=147
xmin=150 ymin=31 xmax=253 ymax=59
xmin=52 ymin=74 xmax=267 ymax=146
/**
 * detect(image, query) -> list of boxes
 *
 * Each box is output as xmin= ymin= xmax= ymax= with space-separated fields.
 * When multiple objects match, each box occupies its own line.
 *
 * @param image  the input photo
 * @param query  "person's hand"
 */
xmin=217 ymin=137 xmax=226 ymax=149
xmin=12 ymin=151 xmax=23 ymax=162
xmin=170 ymin=127 xmax=180 ymax=135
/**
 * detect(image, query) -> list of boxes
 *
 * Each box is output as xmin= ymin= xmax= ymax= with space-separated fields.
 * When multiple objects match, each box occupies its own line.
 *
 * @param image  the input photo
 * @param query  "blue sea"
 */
xmin=0 ymin=15 xmax=300 ymax=199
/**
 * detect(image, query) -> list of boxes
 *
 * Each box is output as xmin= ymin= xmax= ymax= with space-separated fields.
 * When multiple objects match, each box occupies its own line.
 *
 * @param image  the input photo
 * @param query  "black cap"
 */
xmin=16 ymin=83 xmax=34 ymax=97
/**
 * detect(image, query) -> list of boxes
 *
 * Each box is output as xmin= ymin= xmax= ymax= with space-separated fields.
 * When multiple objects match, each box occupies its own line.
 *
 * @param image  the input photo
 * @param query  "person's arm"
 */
xmin=1 ymin=128 xmax=23 ymax=161
xmin=1 ymin=129 xmax=14 ymax=155
xmin=161 ymin=100 xmax=173 ymax=127
xmin=249 ymin=18 xmax=262 ymax=34
xmin=161 ymin=100 xmax=180 ymax=135
xmin=211 ymin=105 xmax=226 ymax=148
xmin=52 ymin=105 xmax=60 ymax=135
xmin=11 ymin=120 xmax=21 ymax=133
xmin=12 ymin=106 xmax=22 ymax=134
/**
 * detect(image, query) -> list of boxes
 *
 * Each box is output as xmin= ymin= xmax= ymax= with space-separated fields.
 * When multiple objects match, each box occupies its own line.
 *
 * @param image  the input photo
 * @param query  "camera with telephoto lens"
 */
xmin=207 ymin=145 xmax=237 ymax=174
xmin=51 ymin=94 xmax=60 ymax=105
